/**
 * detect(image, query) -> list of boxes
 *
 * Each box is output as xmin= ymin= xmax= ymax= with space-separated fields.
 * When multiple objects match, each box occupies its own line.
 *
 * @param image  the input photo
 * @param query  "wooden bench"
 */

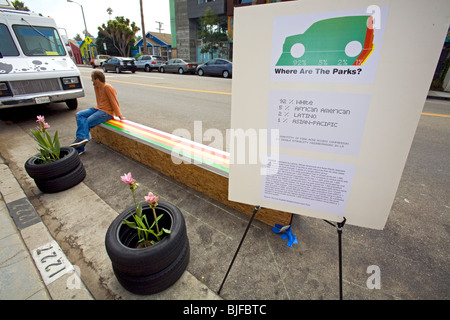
xmin=91 ymin=119 xmax=292 ymax=227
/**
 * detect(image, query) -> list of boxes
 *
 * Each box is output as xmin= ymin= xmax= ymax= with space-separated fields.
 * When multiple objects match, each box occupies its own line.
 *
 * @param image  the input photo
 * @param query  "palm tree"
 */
xmin=12 ymin=0 xmax=29 ymax=11
xmin=107 ymin=7 xmax=113 ymax=20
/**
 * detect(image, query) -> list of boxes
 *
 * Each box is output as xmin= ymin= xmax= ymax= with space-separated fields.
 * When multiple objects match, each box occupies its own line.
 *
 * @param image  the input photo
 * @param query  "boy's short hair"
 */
xmin=91 ymin=70 xmax=106 ymax=83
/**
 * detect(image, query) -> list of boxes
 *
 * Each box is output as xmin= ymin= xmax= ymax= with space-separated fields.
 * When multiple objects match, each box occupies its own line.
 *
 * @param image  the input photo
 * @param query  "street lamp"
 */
xmin=67 ymin=0 xmax=91 ymax=62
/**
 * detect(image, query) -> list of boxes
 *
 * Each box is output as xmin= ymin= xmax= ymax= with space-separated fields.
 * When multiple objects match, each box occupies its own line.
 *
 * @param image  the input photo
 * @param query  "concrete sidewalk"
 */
xmin=0 ymin=124 xmax=220 ymax=300
xmin=0 ymin=169 xmax=51 ymax=300
xmin=0 ymin=160 xmax=92 ymax=299
xmin=0 ymin=114 xmax=448 ymax=300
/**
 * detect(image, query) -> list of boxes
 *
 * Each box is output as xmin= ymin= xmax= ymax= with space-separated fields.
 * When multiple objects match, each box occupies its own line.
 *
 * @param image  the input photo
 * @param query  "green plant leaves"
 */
xmin=30 ymin=128 xmax=61 ymax=163
xmin=122 ymin=210 xmax=171 ymax=246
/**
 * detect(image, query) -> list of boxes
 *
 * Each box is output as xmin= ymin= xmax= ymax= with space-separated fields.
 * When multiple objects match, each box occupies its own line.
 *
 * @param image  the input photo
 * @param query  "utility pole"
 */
xmin=67 ymin=0 xmax=91 ymax=62
xmin=140 ymin=0 xmax=147 ymax=54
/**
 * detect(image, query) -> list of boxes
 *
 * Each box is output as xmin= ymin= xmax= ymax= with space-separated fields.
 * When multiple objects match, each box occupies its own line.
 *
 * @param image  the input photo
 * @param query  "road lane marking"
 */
xmin=421 ymin=112 xmax=450 ymax=118
xmin=134 ymin=75 xmax=164 ymax=80
xmin=80 ymin=74 xmax=446 ymax=104
xmin=81 ymin=76 xmax=231 ymax=95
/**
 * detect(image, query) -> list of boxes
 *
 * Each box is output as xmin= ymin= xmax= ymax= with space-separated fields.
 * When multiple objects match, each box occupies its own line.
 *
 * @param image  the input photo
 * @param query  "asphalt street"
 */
xmin=0 ymin=68 xmax=448 ymax=300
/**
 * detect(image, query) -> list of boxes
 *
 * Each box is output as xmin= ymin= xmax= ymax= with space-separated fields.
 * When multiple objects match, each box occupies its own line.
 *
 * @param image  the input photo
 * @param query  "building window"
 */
xmin=198 ymin=0 xmax=215 ymax=3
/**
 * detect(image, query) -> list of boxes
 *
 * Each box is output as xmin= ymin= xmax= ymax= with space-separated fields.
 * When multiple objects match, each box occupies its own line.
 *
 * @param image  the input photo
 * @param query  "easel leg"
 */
xmin=218 ymin=205 xmax=261 ymax=295
xmin=337 ymin=218 xmax=346 ymax=300
xmin=324 ymin=217 xmax=346 ymax=300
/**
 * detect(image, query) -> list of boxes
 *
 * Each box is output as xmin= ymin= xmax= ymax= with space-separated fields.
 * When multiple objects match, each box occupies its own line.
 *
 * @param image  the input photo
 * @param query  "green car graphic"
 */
xmin=276 ymin=15 xmax=374 ymax=66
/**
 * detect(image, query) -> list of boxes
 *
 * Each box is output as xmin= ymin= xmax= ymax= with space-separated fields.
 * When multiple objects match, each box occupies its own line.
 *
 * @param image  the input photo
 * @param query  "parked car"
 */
xmin=196 ymin=58 xmax=232 ymax=78
xmin=102 ymin=57 xmax=136 ymax=73
xmin=159 ymin=59 xmax=198 ymax=74
xmin=90 ymin=55 xmax=110 ymax=68
xmin=135 ymin=55 xmax=166 ymax=72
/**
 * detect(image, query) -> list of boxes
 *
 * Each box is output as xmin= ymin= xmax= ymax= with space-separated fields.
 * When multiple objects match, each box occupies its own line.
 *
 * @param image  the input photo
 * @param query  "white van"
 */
xmin=0 ymin=1 xmax=84 ymax=110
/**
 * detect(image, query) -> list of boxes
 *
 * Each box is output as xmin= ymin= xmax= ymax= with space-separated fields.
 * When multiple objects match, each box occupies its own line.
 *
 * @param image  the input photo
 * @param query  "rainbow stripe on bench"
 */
xmin=93 ymin=118 xmax=292 ymax=226
xmin=101 ymin=119 xmax=230 ymax=177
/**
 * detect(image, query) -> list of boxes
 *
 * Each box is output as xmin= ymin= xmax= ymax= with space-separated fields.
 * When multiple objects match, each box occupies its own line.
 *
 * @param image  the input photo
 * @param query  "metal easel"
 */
xmin=218 ymin=205 xmax=347 ymax=300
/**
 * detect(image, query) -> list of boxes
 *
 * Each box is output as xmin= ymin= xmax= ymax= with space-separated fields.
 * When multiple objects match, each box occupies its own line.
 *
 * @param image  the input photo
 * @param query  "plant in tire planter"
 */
xmin=105 ymin=172 xmax=189 ymax=295
xmin=30 ymin=115 xmax=61 ymax=163
xmin=24 ymin=116 xmax=86 ymax=193
xmin=120 ymin=172 xmax=171 ymax=248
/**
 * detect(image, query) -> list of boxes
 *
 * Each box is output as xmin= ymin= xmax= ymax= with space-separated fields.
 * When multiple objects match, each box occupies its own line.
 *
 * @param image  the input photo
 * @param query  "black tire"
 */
xmin=105 ymin=201 xmax=188 ymax=277
xmin=112 ymin=240 xmax=190 ymax=295
xmin=223 ymin=70 xmax=230 ymax=78
xmin=115 ymin=67 xmax=120 ymax=74
xmin=159 ymin=67 xmax=165 ymax=73
xmin=34 ymin=162 xmax=86 ymax=193
xmin=66 ymin=99 xmax=78 ymax=110
xmin=25 ymin=147 xmax=80 ymax=180
xmin=178 ymin=68 xmax=184 ymax=75
xmin=197 ymin=69 xmax=204 ymax=76
xmin=103 ymin=66 xmax=108 ymax=73
xmin=145 ymin=65 xmax=151 ymax=72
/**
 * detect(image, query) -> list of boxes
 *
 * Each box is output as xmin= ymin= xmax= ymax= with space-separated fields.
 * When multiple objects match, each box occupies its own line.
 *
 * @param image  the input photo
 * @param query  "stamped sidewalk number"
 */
xmin=31 ymin=240 xmax=74 ymax=285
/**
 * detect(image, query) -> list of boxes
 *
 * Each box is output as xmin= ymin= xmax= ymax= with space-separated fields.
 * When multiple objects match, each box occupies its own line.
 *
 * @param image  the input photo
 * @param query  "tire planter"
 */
xmin=24 ymin=146 xmax=86 ymax=193
xmin=25 ymin=147 xmax=80 ymax=179
xmin=34 ymin=163 xmax=86 ymax=193
xmin=105 ymin=201 xmax=190 ymax=295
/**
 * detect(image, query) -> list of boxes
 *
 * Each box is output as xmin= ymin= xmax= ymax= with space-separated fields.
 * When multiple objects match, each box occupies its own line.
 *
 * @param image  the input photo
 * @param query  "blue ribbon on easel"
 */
xmin=272 ymin=224 xmax=298 ymax=247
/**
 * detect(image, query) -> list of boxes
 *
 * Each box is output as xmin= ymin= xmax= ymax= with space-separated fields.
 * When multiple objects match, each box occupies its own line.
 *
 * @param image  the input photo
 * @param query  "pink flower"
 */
xmin=36 ymin=115 xmax=45 ymax=124
xmin=43 ymin=122 xmax=50 ymax=130
xmin=120 ymin=172 xmax=136 ymax=185
xmin=144 ymin=192 xmax=159 ymax=206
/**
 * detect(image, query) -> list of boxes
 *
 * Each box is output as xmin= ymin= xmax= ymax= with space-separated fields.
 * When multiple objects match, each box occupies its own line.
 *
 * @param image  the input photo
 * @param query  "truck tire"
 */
xmin=66 ymin=99 xmax=78 ymax=110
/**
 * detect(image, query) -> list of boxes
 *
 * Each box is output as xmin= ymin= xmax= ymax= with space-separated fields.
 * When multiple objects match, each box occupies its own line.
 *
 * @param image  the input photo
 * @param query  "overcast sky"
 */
xmin=24 ymin=0 xmax=171 ymax=39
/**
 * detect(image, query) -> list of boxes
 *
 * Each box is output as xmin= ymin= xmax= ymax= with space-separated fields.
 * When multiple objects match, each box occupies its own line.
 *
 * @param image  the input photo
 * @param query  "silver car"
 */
xmin=196 ymin=58 xmax=232 ymax=78
xmin=135 ymin=55 xmax=166 ymax=72
xmin=159 ymin=59 xmax=198 ymax=74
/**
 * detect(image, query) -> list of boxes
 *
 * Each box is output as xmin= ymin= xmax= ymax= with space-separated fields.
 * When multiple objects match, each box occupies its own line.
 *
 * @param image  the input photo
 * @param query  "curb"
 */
xmin=0 ymin=161 xmax=94 ymax=300
xmin=427 ymin=90 xmax=450 ymax=100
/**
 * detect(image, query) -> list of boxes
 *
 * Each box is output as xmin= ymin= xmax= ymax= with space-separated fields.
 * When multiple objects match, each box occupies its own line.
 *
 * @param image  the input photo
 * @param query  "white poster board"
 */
xmin=228 ymin=0 xmax=450 ymax=230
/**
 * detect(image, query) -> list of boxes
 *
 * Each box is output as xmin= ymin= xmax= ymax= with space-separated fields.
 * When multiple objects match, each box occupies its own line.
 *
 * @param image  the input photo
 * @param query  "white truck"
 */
xmin=90 ymin=54 xmax=110 ymax=68
xmin=0 ymin=1 xmax=84 ymax=110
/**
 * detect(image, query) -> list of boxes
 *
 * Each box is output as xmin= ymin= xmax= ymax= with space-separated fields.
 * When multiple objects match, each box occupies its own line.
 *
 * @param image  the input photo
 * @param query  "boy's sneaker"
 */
xmin=70 ymin=138 xmax=89 ymax=148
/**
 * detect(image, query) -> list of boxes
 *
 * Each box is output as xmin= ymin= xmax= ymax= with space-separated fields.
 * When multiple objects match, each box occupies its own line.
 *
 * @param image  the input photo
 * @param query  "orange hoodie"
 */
xmin=94 ymin=83 xmax=122 ymax=117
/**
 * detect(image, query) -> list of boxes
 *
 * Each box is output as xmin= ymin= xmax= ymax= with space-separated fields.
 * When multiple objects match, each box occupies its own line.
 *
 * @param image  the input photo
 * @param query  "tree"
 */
xmin=107 ymin=7 xmax=113 ymax=20
xmin=198 ymin=7 xmax=227 ymax=60
xmin=12 ymin=0 xmax=29 ymax=11
xmin=98 ymin=16 xmax=140 ymax=57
